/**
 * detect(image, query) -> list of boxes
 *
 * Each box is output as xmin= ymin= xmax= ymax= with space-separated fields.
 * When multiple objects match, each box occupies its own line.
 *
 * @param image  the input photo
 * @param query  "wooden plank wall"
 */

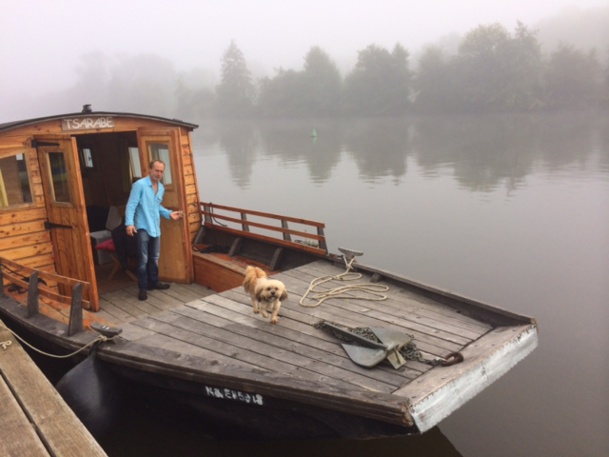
xmin=0 ymin=118 xmax=201 ymax=286
xmin=0 ymin=140 xmax=56 ymax=276
xmin=179 ymin=127 xmax=202 ymax=244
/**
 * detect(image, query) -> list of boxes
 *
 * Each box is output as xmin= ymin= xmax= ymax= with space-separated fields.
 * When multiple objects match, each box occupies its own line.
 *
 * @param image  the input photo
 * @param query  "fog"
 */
xmin=1 ymin=0 xmax=608 ymax=122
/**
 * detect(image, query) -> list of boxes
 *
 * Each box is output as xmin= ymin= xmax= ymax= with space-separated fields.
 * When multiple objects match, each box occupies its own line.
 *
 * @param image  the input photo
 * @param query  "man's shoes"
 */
xmin=138 ymin=289 xmax=147 ymax=301
xmin=147 ymin=282 xmax=170 ymax=290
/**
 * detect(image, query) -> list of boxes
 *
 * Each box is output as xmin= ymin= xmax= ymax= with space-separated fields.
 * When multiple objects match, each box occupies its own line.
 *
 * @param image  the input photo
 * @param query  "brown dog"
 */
xmin=243 ymin=266 xmax=287 ymax=324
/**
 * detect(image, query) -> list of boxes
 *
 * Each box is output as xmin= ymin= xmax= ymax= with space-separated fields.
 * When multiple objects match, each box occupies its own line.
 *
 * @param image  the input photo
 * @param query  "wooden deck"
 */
xmin=95 ymin=259 xmax=493 ymax=396
xmin=0 ymin=320 xmax=107 ymax=457
xmin=0 ymin=258 xmax=537 ymax=437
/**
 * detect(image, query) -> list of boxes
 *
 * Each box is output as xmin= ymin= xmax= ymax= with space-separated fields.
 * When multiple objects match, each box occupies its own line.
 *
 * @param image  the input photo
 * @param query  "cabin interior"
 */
xmin=76 ymin=131 xmax=169 ymax=290
xmin=73 ymin=132 xmax=134 ymax=290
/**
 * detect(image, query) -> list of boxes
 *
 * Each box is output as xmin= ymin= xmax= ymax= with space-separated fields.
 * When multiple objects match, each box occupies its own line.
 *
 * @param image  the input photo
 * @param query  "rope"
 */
xmin=299 ymin=256 xmax=389 ymax=308
xmin=4 ymin=326 xmax=115 ymax=359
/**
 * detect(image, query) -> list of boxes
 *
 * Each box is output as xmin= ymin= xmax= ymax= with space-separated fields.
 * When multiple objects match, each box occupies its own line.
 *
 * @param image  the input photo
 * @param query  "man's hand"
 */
xmin=170 ymin=211 xmax=183 ymax=221
xmin=126 ymin=225 xmax=137 ymax=236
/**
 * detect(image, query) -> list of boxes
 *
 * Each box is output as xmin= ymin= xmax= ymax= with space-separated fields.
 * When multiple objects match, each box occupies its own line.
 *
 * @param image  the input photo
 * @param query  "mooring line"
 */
xmin=299 ymin=255 xmax=389 ymax=308
xmin=4 ymin=326 xmax=113 ymax=359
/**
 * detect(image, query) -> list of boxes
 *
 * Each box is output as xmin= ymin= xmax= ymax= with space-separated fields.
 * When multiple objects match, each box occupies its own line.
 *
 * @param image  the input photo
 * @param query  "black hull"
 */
xmin=112 ymin=364 xmax=415 ymax=440
xmin=0 ymin=310 xmax=413 ymax=440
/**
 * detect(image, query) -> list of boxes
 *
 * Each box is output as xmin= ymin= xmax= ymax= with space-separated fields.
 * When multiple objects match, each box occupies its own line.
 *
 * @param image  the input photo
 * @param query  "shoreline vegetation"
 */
xmin=8 ymin=17 xmax=609 ymax=121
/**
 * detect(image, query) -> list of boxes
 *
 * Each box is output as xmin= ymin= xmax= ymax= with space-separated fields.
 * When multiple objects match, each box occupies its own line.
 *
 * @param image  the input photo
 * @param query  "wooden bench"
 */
xmin=193 ymin=203 xmax=328 ymax=292
xmin=193 ymin=246 xmax=271 ymax=292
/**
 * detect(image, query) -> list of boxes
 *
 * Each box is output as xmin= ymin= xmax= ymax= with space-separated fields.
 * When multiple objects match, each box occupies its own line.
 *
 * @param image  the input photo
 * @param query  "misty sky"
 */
xmin=1 ymin=0 xmax=607 ymax=121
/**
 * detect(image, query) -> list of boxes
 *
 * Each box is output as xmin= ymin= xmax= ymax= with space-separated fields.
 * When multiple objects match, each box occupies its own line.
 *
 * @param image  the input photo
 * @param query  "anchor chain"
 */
xmin=315 ymin=320 xmax=463 ymax=367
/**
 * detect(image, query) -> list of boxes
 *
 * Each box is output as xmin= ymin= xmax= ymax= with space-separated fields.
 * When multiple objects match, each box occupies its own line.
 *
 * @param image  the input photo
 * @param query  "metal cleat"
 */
xmin=91 ymin=322 xmax=123 ymax=339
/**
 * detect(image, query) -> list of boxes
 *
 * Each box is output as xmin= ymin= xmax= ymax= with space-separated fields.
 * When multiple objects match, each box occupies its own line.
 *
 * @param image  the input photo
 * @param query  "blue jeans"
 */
xmin=136 ymin=229 xmax=160 ymax=290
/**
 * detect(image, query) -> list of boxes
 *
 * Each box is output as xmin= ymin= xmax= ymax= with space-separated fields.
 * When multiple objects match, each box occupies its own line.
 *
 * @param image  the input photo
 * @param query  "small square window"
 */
xmin=81 ymin=147 xmax=94 ymax=169
xmin=0 ymin=152 xmax=33 ymax=208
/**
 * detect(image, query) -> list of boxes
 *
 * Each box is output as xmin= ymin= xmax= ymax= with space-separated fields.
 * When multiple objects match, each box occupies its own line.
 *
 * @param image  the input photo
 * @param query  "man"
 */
xmin=125 ymin=160 xmax=182 ymax=300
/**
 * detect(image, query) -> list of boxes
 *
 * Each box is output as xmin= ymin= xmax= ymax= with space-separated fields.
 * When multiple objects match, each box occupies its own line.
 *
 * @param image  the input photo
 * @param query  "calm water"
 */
xmin=184 ymin=112 xmax=608 ymax=457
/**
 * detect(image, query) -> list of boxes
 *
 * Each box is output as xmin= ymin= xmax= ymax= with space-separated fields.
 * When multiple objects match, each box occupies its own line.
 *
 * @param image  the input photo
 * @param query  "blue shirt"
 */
xmin=125 ymin=176 xmax=172 ymax=237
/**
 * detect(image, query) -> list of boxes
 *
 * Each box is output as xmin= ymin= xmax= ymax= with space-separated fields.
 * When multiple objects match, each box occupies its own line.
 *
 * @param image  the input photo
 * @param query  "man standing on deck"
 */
xmin=125 ymin=159 xmax=182 ymax=301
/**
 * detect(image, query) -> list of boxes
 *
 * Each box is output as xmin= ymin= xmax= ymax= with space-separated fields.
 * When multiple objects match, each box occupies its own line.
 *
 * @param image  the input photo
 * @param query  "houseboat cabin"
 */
xmin=0 ymin=107 xmax=201 ymax=311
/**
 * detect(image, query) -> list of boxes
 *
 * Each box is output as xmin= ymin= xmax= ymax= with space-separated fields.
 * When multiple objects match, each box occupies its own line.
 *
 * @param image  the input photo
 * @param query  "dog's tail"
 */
xmin=245 ymin=265 xmax=266 ymax=279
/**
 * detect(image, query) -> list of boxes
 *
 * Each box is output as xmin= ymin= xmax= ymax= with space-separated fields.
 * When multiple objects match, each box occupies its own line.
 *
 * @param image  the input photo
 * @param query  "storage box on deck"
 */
xmin=90 ymin=206 xmax=122 ymax=265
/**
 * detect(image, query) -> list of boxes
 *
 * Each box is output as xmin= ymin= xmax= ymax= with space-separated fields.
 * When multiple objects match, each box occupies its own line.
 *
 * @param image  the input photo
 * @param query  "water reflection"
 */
xmin=196 ymin=112 xmax=608 ymax=192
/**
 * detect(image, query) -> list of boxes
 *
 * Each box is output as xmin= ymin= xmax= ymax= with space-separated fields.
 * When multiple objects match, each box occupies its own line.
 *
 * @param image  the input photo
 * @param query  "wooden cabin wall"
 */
xmin=1 ymin=117 xmax=201 ymax=286
xmin=0 ymin=141 xmax=56 ymax=275
xmin=179 ymin=127 xmax=202 ymax=245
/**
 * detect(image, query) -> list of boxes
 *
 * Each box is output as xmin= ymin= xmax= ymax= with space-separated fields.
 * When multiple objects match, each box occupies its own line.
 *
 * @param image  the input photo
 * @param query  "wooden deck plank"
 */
xmin=191 ymin=291 xmax=429 ymax=379
xmin=0 ymin=320 xmax=107 ymax=457
xmin=184 ymin=297 xmax=425 ymax=381
xmin=173 ymin=303 xmax=408 ymax=390
xmin=126 ymin=324 xmax=267 ymax=373
xmin=278 ymin=264 xmax=486 ymax=343
xmin=100 ymin=288 xmax=152 ymax=318
xmin=288 ymin=261 xmax=491 ymax=331
xmin=164 ymin=282 xmax=214 ymax=303
xmin=132 ymin=288 xmax=184 ymax=311
xmin=95 ymin=298 xmax=137 ymax=324
xmin=0 ymin=377 xmax=50 ymax=456
xmin=153 ymin=308 xmax=398 ymax=392
xmin=218 ymin=286 xmax=465 ymax=357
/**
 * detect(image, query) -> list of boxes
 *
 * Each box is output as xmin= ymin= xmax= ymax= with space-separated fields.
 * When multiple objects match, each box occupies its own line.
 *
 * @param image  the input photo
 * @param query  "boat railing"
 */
xmin=199 ymin=202 xmax=328 ymax=255
xmin=0 ymin=256 xmax=90 ymax=335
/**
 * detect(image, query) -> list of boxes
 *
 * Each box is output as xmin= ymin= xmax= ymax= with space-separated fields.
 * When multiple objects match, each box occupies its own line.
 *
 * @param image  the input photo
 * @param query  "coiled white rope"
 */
xmin=299 ymin=256 xmax=389 ymax=308
xmin=4 ymin=326 xmax=112 ymax=359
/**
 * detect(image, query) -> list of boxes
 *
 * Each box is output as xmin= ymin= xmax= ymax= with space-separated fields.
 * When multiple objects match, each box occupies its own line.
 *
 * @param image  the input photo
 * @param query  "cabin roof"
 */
xmin=0 ymin=109 xmax=198 ymax=133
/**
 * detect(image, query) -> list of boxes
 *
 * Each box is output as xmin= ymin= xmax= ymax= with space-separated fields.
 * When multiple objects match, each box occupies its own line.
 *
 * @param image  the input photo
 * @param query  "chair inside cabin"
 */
xmin=89 ymin=205 xmax=137 ymax=282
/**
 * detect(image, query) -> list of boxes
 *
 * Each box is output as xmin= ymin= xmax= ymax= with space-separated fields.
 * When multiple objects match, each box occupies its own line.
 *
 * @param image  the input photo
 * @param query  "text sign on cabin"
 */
xmin=61 ymin=117 xmax=115 ymax=131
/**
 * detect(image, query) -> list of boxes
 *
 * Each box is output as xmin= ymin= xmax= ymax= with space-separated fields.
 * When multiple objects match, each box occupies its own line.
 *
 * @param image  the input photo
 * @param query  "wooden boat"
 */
xmin=0 ymin=108 xmax=538 ymax=439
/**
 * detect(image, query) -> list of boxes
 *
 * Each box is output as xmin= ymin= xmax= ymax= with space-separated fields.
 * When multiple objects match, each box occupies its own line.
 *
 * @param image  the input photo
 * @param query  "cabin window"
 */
xmin=128 ymin=147 xmax=142 ymax=180
xmin=0 ymin=153 xmax=33 ymax=208
xmin=149 ymin=143 xmax=172 ymax=186
xmin=80 ymin=147 xmax=94 ymax=169
xmin=48 ymin=152 xmax=71 ymax=203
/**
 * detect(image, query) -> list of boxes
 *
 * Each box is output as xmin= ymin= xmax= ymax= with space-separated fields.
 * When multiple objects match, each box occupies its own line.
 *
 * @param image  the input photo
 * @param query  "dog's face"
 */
xmin=255 ymin=279 xmax=288 ymax=303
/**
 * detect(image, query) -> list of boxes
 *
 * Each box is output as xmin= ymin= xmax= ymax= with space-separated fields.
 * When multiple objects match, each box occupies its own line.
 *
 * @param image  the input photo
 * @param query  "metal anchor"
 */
xmin=322 ymin=322 xmax=412 ymax=369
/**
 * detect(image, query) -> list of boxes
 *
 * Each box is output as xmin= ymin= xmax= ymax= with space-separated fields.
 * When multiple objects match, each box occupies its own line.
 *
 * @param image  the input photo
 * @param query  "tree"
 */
xmin=215 ymin=41 xmax=255 ymax=117
xmin=503 ymin=22 xmax=544 ymax=110
xmin=544 ymin=43 xmax=603 ymax=109
xmin=174 ymin=75 xmax=215 ymax=119
xmin=343 ymin=43 xmax=412 ymax=116
xmin=301 ymin=46 xmax=342 ymax=116
xmin=257 ymin=68 xmax=305 ymax=117
xmin=257 ymin=46 xmax=342 ymax=118
xmin=413 ymin=46 xmax=456 ymax=112
xmin=454 ymin=23 xmax=512 ymax=111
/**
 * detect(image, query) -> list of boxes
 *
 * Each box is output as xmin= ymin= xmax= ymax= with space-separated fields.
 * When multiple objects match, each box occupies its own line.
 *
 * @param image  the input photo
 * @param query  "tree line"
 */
xmin=69 ymin=22 xmax=608 ymax=119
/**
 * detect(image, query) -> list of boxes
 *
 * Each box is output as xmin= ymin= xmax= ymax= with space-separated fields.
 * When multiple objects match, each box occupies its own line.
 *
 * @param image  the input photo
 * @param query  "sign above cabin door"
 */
xmin=137 ymin=129 xmax=190 ymax=283
xmin=35 ymin=136 xmax=99 ymax=311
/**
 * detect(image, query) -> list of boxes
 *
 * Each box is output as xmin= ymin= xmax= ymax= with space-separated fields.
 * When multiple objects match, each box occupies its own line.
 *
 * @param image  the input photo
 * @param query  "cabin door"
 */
xmin=137 ymin=130 xmax=190 ymax=283
xmin=35 ymin=136 xmax=99 ymax=311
